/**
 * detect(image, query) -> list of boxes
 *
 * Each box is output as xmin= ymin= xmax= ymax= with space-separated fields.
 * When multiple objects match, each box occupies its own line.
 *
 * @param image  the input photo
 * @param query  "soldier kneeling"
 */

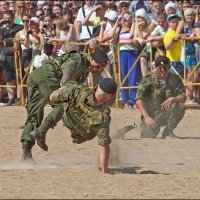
xmin=136 ymin=56 xmax=186 ymax=139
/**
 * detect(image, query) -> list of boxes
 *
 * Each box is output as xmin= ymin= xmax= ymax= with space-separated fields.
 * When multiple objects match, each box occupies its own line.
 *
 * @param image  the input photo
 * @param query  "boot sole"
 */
xmin=30 ymin=129 xmax=48 ymax=152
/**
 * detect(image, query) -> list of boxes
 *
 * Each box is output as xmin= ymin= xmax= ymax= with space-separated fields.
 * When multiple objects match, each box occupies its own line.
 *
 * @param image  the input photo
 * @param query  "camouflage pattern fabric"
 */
xmin=21 ymin=52 xmax=90 ymax=143
xmin=51 ymin=81 xmax=111 ymax=146
xmin=136 ymin=72 xmax=186 ymax=138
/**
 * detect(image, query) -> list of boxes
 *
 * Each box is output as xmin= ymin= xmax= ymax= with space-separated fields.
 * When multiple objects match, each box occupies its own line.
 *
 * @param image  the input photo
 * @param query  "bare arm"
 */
xmin=161 ymin=95 xmax=186 ymax=110
xmin=136 ymin=99 xmax=150 ymax=118
xmin=136 ymin=99 xmax=156 ymax=129
xmin=82 ymin=6 xmax=100 ymax=26
xmin=39 ymin=32 xmax=45 ymax=51
xmin=129 ymin=19 xmax=135 ymax=38
xmin=143 ymin=22 xmax=156 ymax=39
xmin=13 ymin=37 xmax=20 ymax=51
xmin=66 ymin=24 xmax=75 ymax=42
xmin=75 ymin=21 xmax=81 ymax=41
xmin=99 ymin=144 xmax=110 ymax=173
xmin=164 ymin=36 xmax=175 ymax=50
xmin=176 ymin=20 xmax=185 ymax=35
xmin=23 ymin=33 xmax=31 ymax=49
xmin=147 ymin=35 xmax=164 ymax=42
xmin=98 ymin=21 xmax=106 ymax=43
xmin=194 ymin=27 xmax=200 ymax=37
xmin=107 ymin=16 xmax=122 ymax=39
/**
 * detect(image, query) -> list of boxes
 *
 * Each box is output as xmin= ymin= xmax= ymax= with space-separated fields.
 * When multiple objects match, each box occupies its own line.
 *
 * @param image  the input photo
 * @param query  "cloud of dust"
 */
xmin=0 ymin=160 xmax=62 ymax=170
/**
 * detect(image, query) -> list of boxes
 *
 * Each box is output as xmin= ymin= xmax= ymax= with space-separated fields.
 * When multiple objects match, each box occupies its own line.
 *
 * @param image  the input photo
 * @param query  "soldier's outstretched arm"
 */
xmin=60 ymin=60 xmax=77 ymax=86
xmin=136 ymin=100 xmax=156 ymax=129
xmin=99 ymin=144 xmax=110 ymax=173
xmin=50 ymin=81 xmax=78 ymax=104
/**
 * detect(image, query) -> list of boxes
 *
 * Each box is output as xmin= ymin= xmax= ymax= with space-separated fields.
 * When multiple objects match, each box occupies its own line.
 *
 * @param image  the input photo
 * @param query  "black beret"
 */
xmin=155 ymin=56 xmax=170 ymax=67
xmin=91 ymin=49 xmax=109 ymax=63
xmin=99 ymin=78 xmax=117 ymax=94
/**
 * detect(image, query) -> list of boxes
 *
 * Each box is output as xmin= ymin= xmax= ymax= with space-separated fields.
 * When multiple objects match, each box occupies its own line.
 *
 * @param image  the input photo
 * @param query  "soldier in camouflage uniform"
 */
xmin=136 ymin=56 xmax=186 ymax=139
xmin=49 ymin=78 xmax=117 ymax=173
xmin=21 ymin=50 xmax=109 ymax=162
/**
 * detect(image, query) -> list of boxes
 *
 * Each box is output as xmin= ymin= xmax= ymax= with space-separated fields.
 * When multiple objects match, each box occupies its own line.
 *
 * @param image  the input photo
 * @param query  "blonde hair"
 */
xmin=15 ymin=1 xmax=25 ymax=18
xmin=56 ymin=19 xmax=69 ymax=31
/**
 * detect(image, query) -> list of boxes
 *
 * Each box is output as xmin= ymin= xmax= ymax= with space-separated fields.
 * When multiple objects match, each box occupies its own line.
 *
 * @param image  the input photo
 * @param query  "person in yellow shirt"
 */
xmin=164 ymin=14 xmax=183 ymax=77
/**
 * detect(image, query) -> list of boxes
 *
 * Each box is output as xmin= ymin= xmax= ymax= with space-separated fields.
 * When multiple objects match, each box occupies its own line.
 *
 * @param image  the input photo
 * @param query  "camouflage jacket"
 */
xmin=30 ymin=51 xmax=90 ymax=87
xmin=51 ymin=81 xmax=111 ymax=146
xmin=136 ymin=72 xmax=185 ymax=115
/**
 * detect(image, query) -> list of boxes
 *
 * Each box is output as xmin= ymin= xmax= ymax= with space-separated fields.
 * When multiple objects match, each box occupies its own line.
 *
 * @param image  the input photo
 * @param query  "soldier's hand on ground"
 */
xmin=161 ymin=97 xmax=174 ymax=110
xmin=144 ymin=116 xmax=156 ymax=129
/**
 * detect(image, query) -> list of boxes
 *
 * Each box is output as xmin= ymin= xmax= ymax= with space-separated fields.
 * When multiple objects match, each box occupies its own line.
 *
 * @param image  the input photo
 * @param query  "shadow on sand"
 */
xmin=109 ymin=166 xmax=170 ymax=175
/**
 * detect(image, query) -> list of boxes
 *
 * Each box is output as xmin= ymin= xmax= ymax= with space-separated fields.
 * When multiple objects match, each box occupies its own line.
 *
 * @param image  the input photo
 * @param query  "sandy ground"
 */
xmin=0 ymin=106 xmax=200 ymax=199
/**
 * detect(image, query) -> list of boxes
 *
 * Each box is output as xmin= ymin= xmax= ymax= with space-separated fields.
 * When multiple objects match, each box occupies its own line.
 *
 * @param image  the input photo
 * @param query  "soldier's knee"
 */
xmin=140 ymin=123 xmax=159 ymax=138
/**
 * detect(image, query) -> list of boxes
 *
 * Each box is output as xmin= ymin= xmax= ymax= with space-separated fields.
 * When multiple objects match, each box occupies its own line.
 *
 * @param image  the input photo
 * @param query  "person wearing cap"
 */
xmin=21 ymin=49 xmax=109 ymax=162
xmin=33 ymin=78 xmax=117 ymax=173
xmin=136 ymin=56 xmax=186 ymax=139
xmin=164 ymin=14 xmax=183 ymax=77
xmin=165 ymin=1 xmax=178 ymax=16
xmin=176 ymin=8 xmax=199 ymax=105
xmin=97 ymin=10 xmax=119 ymax=44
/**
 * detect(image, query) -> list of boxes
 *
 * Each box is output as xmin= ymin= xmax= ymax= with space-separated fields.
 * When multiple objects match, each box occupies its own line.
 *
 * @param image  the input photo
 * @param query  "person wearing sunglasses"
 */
xmin=27 ymin=3 xmax=36 ymax=18
xmin=136 ymin=56 xmax=186 ymax=139
xmin=14 ymin=1 xmax=25 ymax=25
xmin=42 ymin=3 xmax=51 ymax=16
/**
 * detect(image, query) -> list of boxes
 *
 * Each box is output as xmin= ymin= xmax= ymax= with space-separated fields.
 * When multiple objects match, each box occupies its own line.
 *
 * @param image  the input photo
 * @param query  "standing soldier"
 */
xmin=136 ymin=56 xmax=186 ymax=139
xmin=47 ymin=78 xmax=117 ymax=173
xmin=21 ymin=49 xmax=109 ymax=162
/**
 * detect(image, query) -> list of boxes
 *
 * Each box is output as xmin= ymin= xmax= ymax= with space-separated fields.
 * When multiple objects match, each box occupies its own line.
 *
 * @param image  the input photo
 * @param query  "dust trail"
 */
xmin=96 ymin=120 xmax=132 ymax=167
xmin=0 ymin=160 xmax=63 ymax=170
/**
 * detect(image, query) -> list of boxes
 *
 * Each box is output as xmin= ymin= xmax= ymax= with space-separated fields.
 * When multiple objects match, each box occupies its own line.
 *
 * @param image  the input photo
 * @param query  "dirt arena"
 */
xmin=0 ymin=106 xmax=200 ymax=199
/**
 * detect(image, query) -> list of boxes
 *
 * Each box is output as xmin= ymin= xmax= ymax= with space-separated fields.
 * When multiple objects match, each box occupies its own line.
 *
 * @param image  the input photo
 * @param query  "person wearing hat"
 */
xmin=21 ymin=49 xmax=109 ymax=162
xmin=136 ymin=56 xmax=186 ymax=139
xmin=164 ymin=14 xmax=183 ymax=77
xmin=176 ymin=8 xmax=199 ymax=105
xmin=35 ymin=78 xmax=117 ymax=173
xmin=165 ymin=1 xmax=178 ymax=16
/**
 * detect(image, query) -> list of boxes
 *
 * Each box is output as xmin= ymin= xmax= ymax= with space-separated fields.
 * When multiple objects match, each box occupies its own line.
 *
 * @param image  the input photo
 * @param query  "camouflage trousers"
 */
xmin=140 ymin=103 xmax=185 ymax=138
xmin=21 ymin=75 xmax=64 ymax=143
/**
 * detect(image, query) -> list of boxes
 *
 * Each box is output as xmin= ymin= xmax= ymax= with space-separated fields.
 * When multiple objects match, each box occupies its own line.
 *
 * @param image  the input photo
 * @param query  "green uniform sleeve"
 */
xmin=60 ymin=59 xmax=77 ymax=70
xmin=60 ymin=60 xmax=77 ymax=86
xmin=94 ymin=111 xmax=111 ymax=146
xmin=96 ymin=123 xmax=111 ymax=146
xmin=50 ymin=81 xmax=78 ymax=103
xmin=135 ymin=76 xmax=152 ymax=101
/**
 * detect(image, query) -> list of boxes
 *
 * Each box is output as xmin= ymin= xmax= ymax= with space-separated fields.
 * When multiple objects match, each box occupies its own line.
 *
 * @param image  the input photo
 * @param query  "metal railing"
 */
xmin=0 ymin=38 xmax=199 ymax=108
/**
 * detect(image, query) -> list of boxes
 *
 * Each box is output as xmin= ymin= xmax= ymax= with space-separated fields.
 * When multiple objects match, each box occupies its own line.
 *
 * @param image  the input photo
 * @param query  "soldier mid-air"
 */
xmin=21 ymin=49 xmax=109 ymax=162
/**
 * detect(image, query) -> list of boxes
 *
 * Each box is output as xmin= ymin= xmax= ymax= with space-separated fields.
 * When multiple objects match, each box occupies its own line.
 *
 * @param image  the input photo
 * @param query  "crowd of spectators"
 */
xmin=0 ymin=0 xmax=199 ymax=107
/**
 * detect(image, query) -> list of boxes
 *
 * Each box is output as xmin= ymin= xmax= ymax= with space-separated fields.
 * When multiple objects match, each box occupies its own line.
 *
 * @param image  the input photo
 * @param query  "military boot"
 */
xmin=30 ymin=119 xmax=51 ymax=151
xmin=162 ymin=127 xmax=178 ymax=139
xmin=21 ymin=140 xmax=36 ymax=164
